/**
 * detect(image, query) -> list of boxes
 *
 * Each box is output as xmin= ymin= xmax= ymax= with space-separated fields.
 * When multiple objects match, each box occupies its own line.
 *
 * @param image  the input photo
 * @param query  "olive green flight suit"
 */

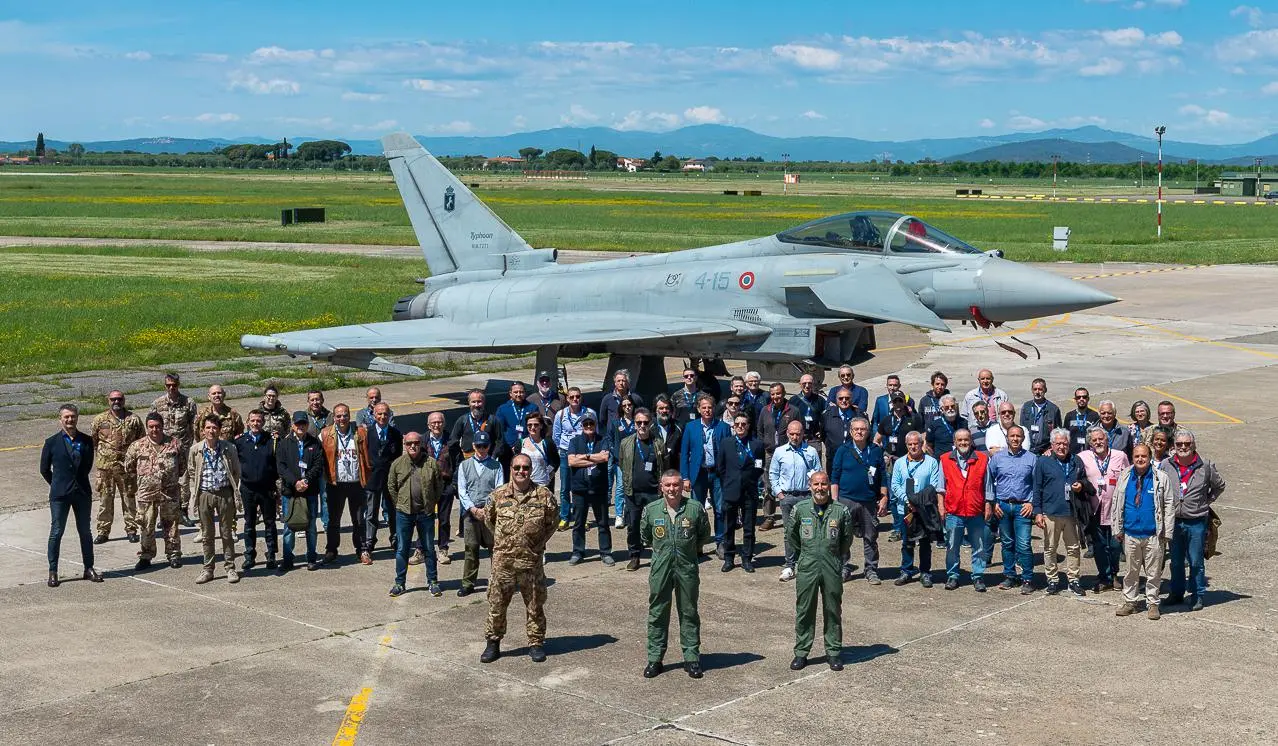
xmin=786 ymin=498 xmax=854 ymax=659
xmin=640 ymin=496 xmax=711 ymax=664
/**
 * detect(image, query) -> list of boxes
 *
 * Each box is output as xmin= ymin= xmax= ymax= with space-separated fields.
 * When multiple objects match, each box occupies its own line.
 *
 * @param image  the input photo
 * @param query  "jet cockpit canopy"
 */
xmin=777 ymin=211 xmax=985 ymax=256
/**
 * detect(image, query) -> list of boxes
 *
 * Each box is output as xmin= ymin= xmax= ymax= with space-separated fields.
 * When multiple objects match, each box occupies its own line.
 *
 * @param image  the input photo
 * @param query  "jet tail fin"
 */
xmin=382 ymin=132 xmax=532 ymax=275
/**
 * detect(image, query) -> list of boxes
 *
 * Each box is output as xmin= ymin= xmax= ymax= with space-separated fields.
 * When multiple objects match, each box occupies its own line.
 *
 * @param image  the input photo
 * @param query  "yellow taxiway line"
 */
xmin=1142 ymin=385 xmax=1244 ymax=425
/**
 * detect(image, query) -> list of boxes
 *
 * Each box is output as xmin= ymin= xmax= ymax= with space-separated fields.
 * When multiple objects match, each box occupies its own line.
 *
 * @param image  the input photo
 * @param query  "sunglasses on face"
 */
xmin=568 ymin=395 xmax=581 ymax=401
xmin=999 ymin=410 xmax=1015 ymax=416
xmin=109 ymin=397 xmax=124 ymax=402
xmin=635 ymin=420 xmax=651 ymax=426
xmin=1076 ymin=395 xmax=1089 ymax=400
xmin=837 ymin=397 xmax=850 ymax=403
xmin=511 ymin=465 xmax=531 ymax=472
xmin=1175 ymin=442 xmax=1193 ymax=447
xmin=405 ymin=442 xmax=422 ymax=448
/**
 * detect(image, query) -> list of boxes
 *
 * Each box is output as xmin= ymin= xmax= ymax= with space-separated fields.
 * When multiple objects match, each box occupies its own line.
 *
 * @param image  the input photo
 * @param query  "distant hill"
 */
xmin=947 ymin=139 xmax=1179 ymax=164
xmin=3 ymin=124 xmax=1278 ymax=164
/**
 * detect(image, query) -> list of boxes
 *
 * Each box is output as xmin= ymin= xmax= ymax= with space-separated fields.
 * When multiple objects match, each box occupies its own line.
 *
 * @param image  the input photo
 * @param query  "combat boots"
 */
xmin=480 ymin=639 xmax=501 ymax=663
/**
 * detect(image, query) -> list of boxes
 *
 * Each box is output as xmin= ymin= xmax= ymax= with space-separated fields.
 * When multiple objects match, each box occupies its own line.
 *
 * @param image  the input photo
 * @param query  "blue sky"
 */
xmin=4 ymin=0 xmax=1277 ymax=144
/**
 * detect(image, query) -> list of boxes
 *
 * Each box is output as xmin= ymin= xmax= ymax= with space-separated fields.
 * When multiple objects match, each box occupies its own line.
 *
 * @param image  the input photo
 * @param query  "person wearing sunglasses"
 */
xmin=552 ymin=387 xmax=597 ymax=531
xmin=671 ymin=368 xmax=701 ymax=423
xmin=566 ymin=412 xmax=613 ymax=565
xmin=1142 ymin=401 xmax=1180 ymax=448
xmin=825 ymin=365 xmax=869 ymax=414
xmin=1164 ymin=429 xmax=1226 ymax=611
xmin=387 ymin=432 xmax=443 ymax=599
xmin=715 ymin=414 xmax=764 ymax=573
xmin=1065 ymin=388 xmax=1100 ymax=456
xmin=619 ymin=408 xmax=667 ymax=571
xmin=1018 ymin=378 xmax=1062 ymax=456
xmin=480 ymin=454 xmax=559 ymax=665
xmin=90 ymin=390 xmax=144 ymax=544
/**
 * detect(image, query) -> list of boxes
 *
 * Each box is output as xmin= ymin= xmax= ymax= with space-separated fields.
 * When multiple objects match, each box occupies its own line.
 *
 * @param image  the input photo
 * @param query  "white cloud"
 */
xmin=683 ymin=105 xmax=725 ymax=124
xmin=1101 ymin=28 xmax=1146 ymax=46
xmin=1217 ymin=28 xmax=1278 ymax=61
xmin=274 ymin=116 xmax=337 ymax=130
xmin=1153 ymin=0 xmax=1186 ymax=6
xmin=403 ymin=79 xmax=480 ymax=97
xmin=228 ymin=71 xmax=300 ymax=95
xmin=1263 ymin=81 xmax=1278 ymax=95
xmin=351 ymin=119 xmax=398 ymax=132
xmin=195 ymin=53 xmax=229 ymax=63
xmin=537 ymin=41 xmax=634 ymax=53
xmin=427 ymin=120 xmax=474 ymax=134
xmin=1231 ymin=5 xmax=1267 ymax=27
xmin=1151 ymin=30 xmax=1183 ymax=46
xmin=560 ymin=104 xmax=599 ymax=125
xmin=1080 ymin=57 xmax=1125 ymax=76
xmin=123 ymin=50 xmax=151 ymax=61
xmin=1179 ymin=103 xmax=1232 ymax=125
xmin=341 ymin=91 xmax=384 ymax=102
xmin=195 ymin=112 xmax=239 ymax=123
xmin=1007 ymin=114 xmax=1048 ymax=130
xmin=801 ymin=110 xmax=826 ymax=120
xmin=613 ymin=110 xmax=681 ymax=131
xmin=249 ymin=46 xmax=335 ymax=64
xmin=772 ymin=44 xmax=842 ymax=70
xmin=979 ymin=118 xmax=996 ymax=128
xmin=512 ymin=114 xmax=528 ymax=129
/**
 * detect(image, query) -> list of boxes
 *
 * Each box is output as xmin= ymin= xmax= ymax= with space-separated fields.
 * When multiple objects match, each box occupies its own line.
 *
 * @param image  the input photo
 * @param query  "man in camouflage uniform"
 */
xmin=151 ymin=372 xmax=198 ymax=527
xmin=786 ymin=471 xmax=854 ymax=672
xmin=640 ymin=470 xmax=712 ymax=679
xmin=197 ymin=384 xmax=244 ymax=441
xmin=480 ymin=453 xmax=558 ymax=664
xmin=259 ymin=385 xmax=290 ymax=439
xmin=125 ymin=413 xmax=183 ymax=570
xmin=90 ymin=390 xmax=144 ymax=543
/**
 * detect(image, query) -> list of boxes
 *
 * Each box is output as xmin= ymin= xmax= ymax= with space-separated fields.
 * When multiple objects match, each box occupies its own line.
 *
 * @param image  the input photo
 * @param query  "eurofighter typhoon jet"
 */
xmin=241 ymin=133 xmax=1117 ymax=388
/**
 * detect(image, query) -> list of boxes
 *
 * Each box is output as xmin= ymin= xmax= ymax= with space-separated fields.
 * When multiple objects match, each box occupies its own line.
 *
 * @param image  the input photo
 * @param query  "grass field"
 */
xmin=0 ymin=245 xmax=422 ymax=379
xmin=1 ymin=170 xmax=1276 ymax=262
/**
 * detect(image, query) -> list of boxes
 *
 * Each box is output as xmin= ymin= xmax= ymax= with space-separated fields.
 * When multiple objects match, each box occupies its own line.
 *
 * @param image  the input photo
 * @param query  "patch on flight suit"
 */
xmin=654 ymin=516 xmax=666 ymax=539
xmin=680 ymin=516 xmax=692 ymax=539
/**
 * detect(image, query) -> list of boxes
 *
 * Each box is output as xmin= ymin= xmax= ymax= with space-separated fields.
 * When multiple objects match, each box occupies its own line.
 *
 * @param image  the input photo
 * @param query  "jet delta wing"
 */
xmin=241 ymin=133 xmax=1117 ymax=382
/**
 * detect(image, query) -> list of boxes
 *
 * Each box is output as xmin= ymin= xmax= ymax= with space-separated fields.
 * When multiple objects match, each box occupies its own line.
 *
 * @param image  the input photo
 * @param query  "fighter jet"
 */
xmin=241 ymin=133 xmax=1116 ymax=390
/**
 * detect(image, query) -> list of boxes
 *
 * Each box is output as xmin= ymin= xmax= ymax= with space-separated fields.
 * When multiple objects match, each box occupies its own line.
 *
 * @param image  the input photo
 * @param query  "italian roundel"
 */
xmin=738 ymin=271 xmax=756 ymax=290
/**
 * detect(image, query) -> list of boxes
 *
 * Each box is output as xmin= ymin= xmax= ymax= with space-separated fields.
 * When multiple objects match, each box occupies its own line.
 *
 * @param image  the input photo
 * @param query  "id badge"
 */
xmin=298 ymin=460 xmax=307 ymax=468
xmin=587 ymin=465 xmax=596 ymax=475
xmin=1030 ymin=424 xmax=1040 ymax=433
xmin=888 ymin=436 xmax=899 ymax=445
xmin=754 ymin=458 xmax=763 ymax=469
xmin=516 ymin=425 xmax=525 ymax=434
xmin=804 ymin=415 xmax=813 ymax=422
xmin=1076 ymin=437 xmax=1085 ymax=445
xmin=868 ymin=466 xmax=877 ymax=479
xmin=643 ymin=462 xmax=653 ymax=472
xmin=689 ymin=412 xmax=696 ymax=421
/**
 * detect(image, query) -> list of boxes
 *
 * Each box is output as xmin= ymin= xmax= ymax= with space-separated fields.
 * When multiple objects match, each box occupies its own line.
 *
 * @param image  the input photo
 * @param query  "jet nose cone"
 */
xmin=980 ymin=259 xmax=1118 ymax=322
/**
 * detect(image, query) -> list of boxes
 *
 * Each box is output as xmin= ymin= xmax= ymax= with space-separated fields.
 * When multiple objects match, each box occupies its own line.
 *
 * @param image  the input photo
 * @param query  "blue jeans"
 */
xmin=900 ymin=537 xmax=932 ymax=576
xmin=998 ymin=501 xmax=1035 ymax=582
xmin=1089 ymin=523 xmax=1120 ymax=582
xmin=394 ymin=511 xmax=438 ymax=587
xmin=1169 ymin=516 xmax=1208 ymax=597
xmin=891 ymin=500 xmax=905 ymax=537
xmin=611 ymin=462 xmax=625 ymax=517
xmin=49 ymin=493 xmax=94 ymax=573
xmin=691 ymin=470 xmax=724 ymax=544
xmin=944 ymin=513 xmax=988 ymax=580
xmin=318 ymin=477 xmax=329 ymax=530
xmin=559 ymin=468 xmax=572 ymax=521
xmin=281 ymin=494 xmax=318 ymax=565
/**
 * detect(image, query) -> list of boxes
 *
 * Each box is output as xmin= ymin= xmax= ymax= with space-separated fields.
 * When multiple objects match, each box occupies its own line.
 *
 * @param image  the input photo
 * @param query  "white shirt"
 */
xmin=334 ymin=427 xmax=360 ymax=483
xmin=520 ymin=436 xmax=553 ymax=486
xmin=985 ymin=424 xmax=1009 ymax=453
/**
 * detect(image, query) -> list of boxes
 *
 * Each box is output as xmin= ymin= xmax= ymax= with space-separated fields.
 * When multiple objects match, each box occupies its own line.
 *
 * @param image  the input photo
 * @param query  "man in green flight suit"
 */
xmin=640 ymin=469 xmax=712 ymax=679
xmin=786 ymin=470 xmax=854 ymax=671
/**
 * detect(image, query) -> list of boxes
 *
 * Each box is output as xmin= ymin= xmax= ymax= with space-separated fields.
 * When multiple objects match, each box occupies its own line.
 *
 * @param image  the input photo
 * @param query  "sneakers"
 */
xmin=359 ymin=551 xmax=373 ymax=566
xmin=567 ymin=554 xmax=583 ymax=566
xmin=408 ymin=549 xmax=425 ymax=566
xmin=865 ymin=569 xmax=881 ymax=585
xmin=601 ymin=554 xmax=616 ymax=567
xmin=389 ymin=584 xmax=405 ymax=598
xmin=557 ymin=519 xmax=569 ymax=532
xmin=1147 ymin=603 xmax=1161 ymax=620
xmin=428 ymin=582 xmax=442 ymax=597
xmin=613 ymin=515 xmax=625 ymax=528
xmin=1020 ymin=581 xmax=1035 ymax=595
xmin=893 ymin=573 xmax=913 ymax=586
xmin=227 ymin=568 xmax=240 ymax=584
xmin=973 ymin=578 xmax=986 ymax=593
xmin=1068 ymin=581 xmax=1086 ymax=598
xmin=195 ymin=569 xmax=214 ymax=584
xmin=944 ymin=577 xmax=959 ymax=591
xmin=438 ymin=547 xmax=452 ymax=565
xmin=1189 ymin=595 xmax=1203 ymax=611
xmin=919 ymin=574 xmax=934 ymax=589
xmin=841 ymin=566 xmax=854 ymax=582
xmin=1045 ymin=580 xmax=1061 ymax=595
xmin=1116 ymin=601 xmax=1137 ymax=616
xmin=998 ymin=577 xmax=1016 ymax=591
xmin=887 ymin=530 xmax=902 ymax=542
xmin=779 ymin=566 xmax=796 ymax=582
xmin=626 ymin=557 xmax=640 ymax=571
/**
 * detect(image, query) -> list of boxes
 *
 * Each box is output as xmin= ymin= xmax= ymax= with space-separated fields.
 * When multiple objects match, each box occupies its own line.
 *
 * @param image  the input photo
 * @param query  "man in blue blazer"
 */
xmin=680 ymin=393 xmax=731 ymax=558
xmin=39 ymin=404 xmax=102 ymax=587
xmin=715 ymin=413 xmax=764 ymax=573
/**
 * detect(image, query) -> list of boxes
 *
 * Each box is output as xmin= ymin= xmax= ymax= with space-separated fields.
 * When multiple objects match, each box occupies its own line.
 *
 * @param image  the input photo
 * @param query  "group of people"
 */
xmin=39 ymin=363 xmax=1227 ymax=676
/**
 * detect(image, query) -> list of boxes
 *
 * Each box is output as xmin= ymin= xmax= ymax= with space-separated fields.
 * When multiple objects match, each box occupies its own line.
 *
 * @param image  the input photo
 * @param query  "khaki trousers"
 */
xmin=1122 ymin=533 xmax=1165 ymax=605
xmin=197 ymin=487 xmax=237 ymax=570
xmin=1042 ymin=515 xmax=1081 ymax=583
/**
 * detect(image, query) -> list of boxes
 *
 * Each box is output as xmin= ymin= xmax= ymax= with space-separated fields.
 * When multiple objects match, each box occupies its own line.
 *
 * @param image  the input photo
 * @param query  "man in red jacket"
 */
xmin=939 ymin=429 xmax=990 ymax=592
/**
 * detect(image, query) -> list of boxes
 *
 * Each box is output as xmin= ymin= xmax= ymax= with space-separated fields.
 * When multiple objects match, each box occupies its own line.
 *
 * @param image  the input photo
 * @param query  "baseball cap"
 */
xmin=472 ymin=430 xmax=492 ymax=446
xmin=580 ymin=411 xmax=597 ymax=423
xmin=536 ymin=370 xmax=553 ymax=381
xmin=890 ymin=392 xmax=906 ymax=403
xmin=292 ymin=410 xmax=310 ymax=424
